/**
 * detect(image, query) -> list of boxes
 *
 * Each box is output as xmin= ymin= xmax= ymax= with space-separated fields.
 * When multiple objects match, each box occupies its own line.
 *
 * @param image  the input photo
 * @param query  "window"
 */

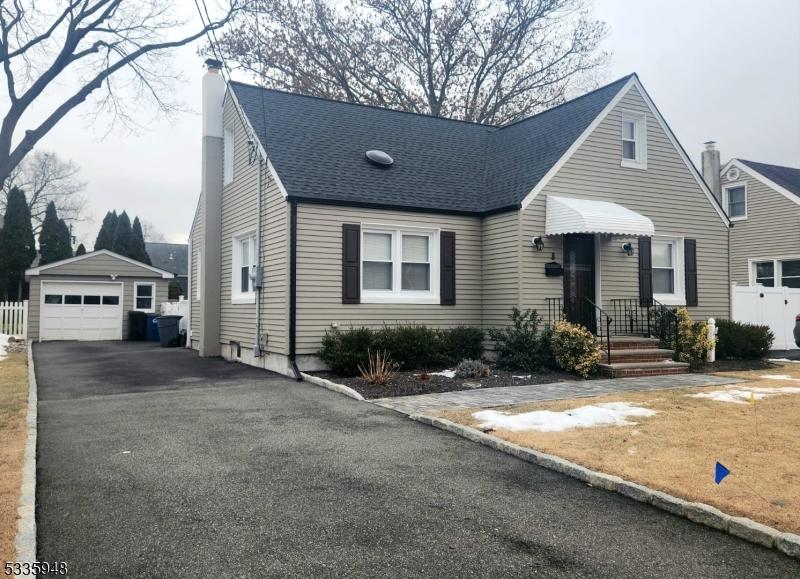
xmin=44 ymin=294 xmax=62 ymax=304
xmin=134 ymin=282 xmax=155 ymax=312
xmin=754 ymin=261 xmax=775 ymax=287
xmin=232 ymin=232 xmax=257 ymax=303
xmin=723 ymin=183 xmax=747 ymax=220
xmin=102 ymin=295 xmax=120 ymax=305
xmin=781 ymin=260 xmax=800 ymax=288
xmin=83 ymin=295 xmax=101 ymax=305
xmin=652 ymin=237 xmax=685 ymax=304
xmin=361 ymin=227 xmax=439 ymax=303
xmin=621 ymin=111 xmax=647 ymax=169
xmin=752 ymin=258 xmax=800 ymax=288
xmin=223 ymin=126 xmax=234 ymax=185
xmin=64 ymin=295 xmax=81 ymax=305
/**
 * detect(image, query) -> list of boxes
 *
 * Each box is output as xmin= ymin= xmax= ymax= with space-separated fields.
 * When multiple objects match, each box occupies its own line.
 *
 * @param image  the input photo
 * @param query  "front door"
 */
xmin=563 ymin=234 xmax=596 ymax=333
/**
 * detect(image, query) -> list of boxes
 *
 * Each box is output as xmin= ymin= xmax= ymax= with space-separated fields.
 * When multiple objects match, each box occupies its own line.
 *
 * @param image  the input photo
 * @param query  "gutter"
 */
xmin=288 ymin=199 xmax=301 ymax=381
xmin=253 ymin=158 xmax=265 ymax=357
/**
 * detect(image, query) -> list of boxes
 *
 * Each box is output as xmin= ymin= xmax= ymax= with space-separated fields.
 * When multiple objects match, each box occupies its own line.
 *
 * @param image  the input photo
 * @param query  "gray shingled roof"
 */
xmin=739 ymin=159 xmax=800 ymax=199
xmin=145 ymin=242 xmax=188 ymax=276
xmin=230 ymin=75 xmax=634 ymax=215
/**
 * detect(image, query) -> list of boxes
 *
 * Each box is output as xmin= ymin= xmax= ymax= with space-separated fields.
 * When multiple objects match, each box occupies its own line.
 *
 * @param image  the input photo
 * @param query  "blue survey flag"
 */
xmin=714 ymin=462 xmax=730 ymax=484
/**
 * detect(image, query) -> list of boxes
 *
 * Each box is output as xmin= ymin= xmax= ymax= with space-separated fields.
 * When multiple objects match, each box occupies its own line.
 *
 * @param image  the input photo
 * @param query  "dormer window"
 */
xmin=621 ymin=111 xmax=647 ymax=169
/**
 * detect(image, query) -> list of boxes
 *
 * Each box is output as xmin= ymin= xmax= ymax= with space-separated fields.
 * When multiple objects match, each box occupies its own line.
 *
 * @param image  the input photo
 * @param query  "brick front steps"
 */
xmin=597 ymin=336 xmax=689 ymax=378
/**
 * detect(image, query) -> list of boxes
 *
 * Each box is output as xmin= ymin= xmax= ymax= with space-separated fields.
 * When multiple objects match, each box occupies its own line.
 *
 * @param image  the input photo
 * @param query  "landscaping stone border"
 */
xmin=300 ymin=372 xmax=365 ymax=401
xmin=15 ymin=343 xmax=37 ymax=564
xmin=409 ymin=414 xmax=800 ymax=559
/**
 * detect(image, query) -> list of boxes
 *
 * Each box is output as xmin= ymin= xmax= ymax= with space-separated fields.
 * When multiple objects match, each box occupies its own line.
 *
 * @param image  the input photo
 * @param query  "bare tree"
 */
xmin=140 ymin=219 xmax=165 ymax=242
xmin=0 ymin=0 xmax=242 ymax=189
xmin=1 ymin=150 xmax=86 ymax=233
xmin=214 ymin=0 xmax=608 ymax=125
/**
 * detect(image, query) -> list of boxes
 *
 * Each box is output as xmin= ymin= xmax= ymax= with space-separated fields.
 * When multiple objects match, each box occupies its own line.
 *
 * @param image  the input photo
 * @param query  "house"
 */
xmin=25 ymin=250 xmax=173 ymax=341
xmin=146 ymin=242 xmax=189 ymax=296
xmin=700 ymin=148 xmax=800 ymax=288
xmin=188 ymin=60 xmax=731 ymax=378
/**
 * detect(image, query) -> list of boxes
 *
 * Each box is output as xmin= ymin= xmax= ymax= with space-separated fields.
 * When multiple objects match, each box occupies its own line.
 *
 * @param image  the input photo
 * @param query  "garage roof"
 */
xmin=26 ymin=250 xmax=174 ymax=278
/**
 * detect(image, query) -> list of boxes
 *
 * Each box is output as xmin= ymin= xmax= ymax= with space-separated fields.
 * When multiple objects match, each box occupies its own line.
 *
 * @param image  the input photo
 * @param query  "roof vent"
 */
xmin=365 ymin=150 xmax=394 ymax=168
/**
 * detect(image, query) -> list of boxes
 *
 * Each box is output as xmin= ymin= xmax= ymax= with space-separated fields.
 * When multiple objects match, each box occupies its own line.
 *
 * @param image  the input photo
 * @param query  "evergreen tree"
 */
xmin=75 ymin=243 xmax=86 ymax=256
xmin=94 ymin=210 xmax=117 ymax=251
xmin=0 ymin=187 xmax=36 ymax=300
xmin=38 ymin=202 xmax=72 ymax=264
xmin=131 ymin=216 xmax=151 ymax=265
xmin=112 ymin=210 xmax=134 ymax=258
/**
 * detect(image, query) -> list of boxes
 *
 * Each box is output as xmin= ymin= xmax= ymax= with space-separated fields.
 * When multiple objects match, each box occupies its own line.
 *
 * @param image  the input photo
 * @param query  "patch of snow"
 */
xmin=512 ymin=375 xmax=532 ymax=379
xmin=430 ymin=369 xmax=456 ymax=379
xmin=472 ymin=403 xmax=656 ymax=433
xmin=769 ymin=358 xmax=800 ymax=364
xmin=0 ymin=333 xmax=10 ymax=360
xmin=690 ymin=387 xmax=800 ymax=404
xmin=760 ymin=374 xmax=800 ymax=381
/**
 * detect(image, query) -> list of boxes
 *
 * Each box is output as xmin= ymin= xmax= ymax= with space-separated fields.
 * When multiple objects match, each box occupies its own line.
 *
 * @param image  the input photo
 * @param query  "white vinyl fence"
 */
xmin=731 ymin=285 xmax=800 ymax=350
xmin=0 ymin=300 xmax=28 ymax=338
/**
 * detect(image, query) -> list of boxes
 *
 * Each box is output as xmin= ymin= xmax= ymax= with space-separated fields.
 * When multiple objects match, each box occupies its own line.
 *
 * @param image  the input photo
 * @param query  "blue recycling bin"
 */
xmin=145 ymin=313 xmax=160 ymax=342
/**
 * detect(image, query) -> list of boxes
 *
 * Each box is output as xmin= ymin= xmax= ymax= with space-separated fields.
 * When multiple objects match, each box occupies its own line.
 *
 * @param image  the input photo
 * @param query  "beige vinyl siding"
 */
xmin=190 ymin=195 xmax=203 ymax=350
xmin=42 ymin=252 xmax=163 ymax=277
xmin=726 ymin=170 xmax=800 ymax=284
xmin=520 ymin=84 xmax=730 ymax=321
xmin=218 ymin=97 xmax=290 ymax=354
xmin=481 ymin=211 xmax=521 ymax=328
xmin=28 ymin=275 xmax=168 ymax=340
xmin=295 ymin=204 xmax=483 ymax=356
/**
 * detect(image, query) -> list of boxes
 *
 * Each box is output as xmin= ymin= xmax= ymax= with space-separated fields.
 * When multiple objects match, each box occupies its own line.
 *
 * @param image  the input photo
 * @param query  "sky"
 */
xmin=16 ymin=0 xmax=800 ymax=247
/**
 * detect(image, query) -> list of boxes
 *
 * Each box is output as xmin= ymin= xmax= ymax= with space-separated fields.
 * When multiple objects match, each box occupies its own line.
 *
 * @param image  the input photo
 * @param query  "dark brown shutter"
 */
xmin=440 ymin=231 xmax=456 ymax=306
xmin=685 ymin=238 xmax=698 ymax=307
xmin=638 ymin=236 xmax=653 ymax=307
xmin=342 ymin=224 xmax=360 ymax=304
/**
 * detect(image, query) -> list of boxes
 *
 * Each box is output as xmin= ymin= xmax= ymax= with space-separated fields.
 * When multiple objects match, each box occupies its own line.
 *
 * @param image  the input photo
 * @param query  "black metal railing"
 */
xmin=584 ymin=297 xmax=613 ymax=364
xmin=609 ymin=298 xmax=681 ymax=359
xmin=650 ymin=300 xmax=681 ymax=359
xmin=545 ymin=297 xmax=566 ymax=327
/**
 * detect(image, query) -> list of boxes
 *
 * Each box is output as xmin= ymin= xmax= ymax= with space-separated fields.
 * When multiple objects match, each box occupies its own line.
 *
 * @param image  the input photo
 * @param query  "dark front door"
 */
xmin=563 ymin=234 xmax=596 ymax=332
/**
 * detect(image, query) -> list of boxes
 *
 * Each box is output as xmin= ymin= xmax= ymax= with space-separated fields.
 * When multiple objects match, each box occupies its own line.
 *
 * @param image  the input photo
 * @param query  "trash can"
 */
xmin=156 ymin=315 xmax=183 ymax=347
xmin=145 ymin=313 xmax=160 ymax=342
xmin=128 ymin=311 xmax=147 ymax=341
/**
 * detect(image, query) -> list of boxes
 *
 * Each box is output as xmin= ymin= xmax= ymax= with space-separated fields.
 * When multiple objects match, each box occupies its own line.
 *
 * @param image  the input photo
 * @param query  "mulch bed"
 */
xmin=308 ymin=368 xmax=580 ymax=399
xmin=697 ymin=359 xmax=780 ymax=373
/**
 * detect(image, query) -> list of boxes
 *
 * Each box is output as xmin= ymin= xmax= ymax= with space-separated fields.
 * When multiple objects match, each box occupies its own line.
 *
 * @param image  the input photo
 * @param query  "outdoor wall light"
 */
xmin=622 ymin=242 xmax=634 ymax=256
xmin=532 ymin=236 xmax=545 ymax=251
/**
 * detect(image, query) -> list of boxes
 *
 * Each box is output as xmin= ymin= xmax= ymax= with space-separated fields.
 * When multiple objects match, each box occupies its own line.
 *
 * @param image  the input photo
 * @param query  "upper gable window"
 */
xmin=620 ymin=112 xmax=647 ymax=169
xmin=723 ymin=183 xmax=747 ymax=220
xmin=223 ymin=126 xmax=234 ymax=185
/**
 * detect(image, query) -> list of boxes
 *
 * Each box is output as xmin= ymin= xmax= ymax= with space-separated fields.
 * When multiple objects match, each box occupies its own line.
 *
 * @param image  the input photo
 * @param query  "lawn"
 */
xmin=442 ymin=363 xmax=800 ymax=534
xmin=0 ymin=351 xmax=28 ymax=562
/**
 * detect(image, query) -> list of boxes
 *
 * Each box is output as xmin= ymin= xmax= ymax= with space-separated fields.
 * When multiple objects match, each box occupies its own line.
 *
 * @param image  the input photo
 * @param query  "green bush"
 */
xmin=551 ymin=320 xmax=601 ymax=378
xmin=487 ymin=308 xmax=552 ymax=372
xmin=715 ymin=319 xmax=774 ymax=360
xmin=455 ymin=358 xmax=490 ymax=379
xmin=319 ymin=324 xmax=484 ymax=375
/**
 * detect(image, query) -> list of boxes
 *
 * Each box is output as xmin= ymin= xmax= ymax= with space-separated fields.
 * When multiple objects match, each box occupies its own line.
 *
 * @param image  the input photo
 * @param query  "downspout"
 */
xmin=253 ymin=158 xmax=265 ymax=357
xmin=288 ymin=199 xmax=301 ymax=380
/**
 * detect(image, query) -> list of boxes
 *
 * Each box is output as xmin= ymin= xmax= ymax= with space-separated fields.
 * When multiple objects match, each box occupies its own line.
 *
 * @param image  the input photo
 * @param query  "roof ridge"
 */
xmin=738 ymin=158 xmax=800 ymax=172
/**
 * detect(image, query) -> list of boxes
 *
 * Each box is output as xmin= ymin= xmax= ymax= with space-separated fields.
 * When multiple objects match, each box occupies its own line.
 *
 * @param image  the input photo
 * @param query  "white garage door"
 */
xmin=40 ymin=282 xmax=123 ymax=341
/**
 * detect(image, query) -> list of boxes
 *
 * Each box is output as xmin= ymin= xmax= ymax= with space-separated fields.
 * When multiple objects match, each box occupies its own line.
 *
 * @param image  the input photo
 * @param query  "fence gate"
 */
xmin=0 ymin=300 xmax=28 ymax=338
xmin=731 ymin=285 xmax=800 ymax=350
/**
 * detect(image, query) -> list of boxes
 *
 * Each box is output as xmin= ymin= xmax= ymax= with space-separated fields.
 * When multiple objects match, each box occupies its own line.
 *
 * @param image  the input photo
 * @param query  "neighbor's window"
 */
xmin=223 ymin=126 xmax=234 ymax=185
xmin=753 ymin=261 xmax=775 ymax=287
xmin=134 ymin=282 xmax=155 ymax=312
xmin=621 ymin=112 xmax=646 ymax=168
xmin=361 ymin=227 xmax=439 ymax=303
xmin=724 ymin=184 xmax=747 ymax=219
xmin=232 ymin=232 xmax=257 ymax=302
xmin=780 ymin=259 xmax=800 ymax=288
xmin=652 ymin=240 xmax=675 ymax=294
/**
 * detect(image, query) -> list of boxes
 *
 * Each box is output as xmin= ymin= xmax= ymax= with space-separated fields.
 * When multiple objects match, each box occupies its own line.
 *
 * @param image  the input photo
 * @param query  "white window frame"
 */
xmin=360 ymin=224 xmax=440 ymax=304
xmin=748 ymin=256 xmax=800 ymax=288
xmin=232 ymin=231 xmax=257 ymax=304
xmin=722 ymin=181 xmax=747 ymax=221
xmin=223 ymin=125 xmax=234 ymax=186
xmin=134 ymin=281 xmax=157 ymax=313
xmin=652 ymin=236 xmax=685 ymax=306
xmin=620 ymin=110 xmax=647 ymax=169
xmin=781 ymin=258 xmax=800 ymax=288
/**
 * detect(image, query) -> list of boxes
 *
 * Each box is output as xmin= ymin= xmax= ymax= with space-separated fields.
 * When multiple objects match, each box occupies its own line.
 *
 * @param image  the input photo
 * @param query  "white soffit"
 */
xmin=545 ymin=196 xmax=655 ymax=237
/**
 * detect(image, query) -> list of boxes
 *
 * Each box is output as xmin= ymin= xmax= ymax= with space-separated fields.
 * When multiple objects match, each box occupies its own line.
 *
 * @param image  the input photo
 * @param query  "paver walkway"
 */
xmin=372 ymin=373 xmax=744 ymax=415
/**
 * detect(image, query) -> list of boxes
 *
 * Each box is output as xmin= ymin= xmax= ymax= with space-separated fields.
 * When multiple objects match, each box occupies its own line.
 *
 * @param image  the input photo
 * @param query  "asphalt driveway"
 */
xmin=35 ymin=342 xmax=798 ymax=578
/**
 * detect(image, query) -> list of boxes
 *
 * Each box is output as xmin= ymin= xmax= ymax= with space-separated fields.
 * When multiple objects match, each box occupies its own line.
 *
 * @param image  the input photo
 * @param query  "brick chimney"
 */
xmin=701 ymin=141 xmax=721 ymax=203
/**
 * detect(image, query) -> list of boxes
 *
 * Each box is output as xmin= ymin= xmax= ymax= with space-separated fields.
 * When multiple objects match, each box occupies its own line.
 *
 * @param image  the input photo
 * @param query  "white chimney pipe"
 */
xmin=202 ymin=59 xmax=226 ymax=139
xmin=701 ymin=141 xmax=721 ymax=203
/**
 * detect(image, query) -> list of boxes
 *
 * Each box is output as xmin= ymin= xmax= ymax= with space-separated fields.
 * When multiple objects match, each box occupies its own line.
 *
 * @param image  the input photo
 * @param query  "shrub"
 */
xmin=167 ymin=280 xmax=182 ymax=300
xmin=358 ymin=350 xmax=399 ymax=385
xmin=439 ymin=326 xmax=484 ymax=365
xmin=455 ymin=358 xmax=491 ymax=379
xmin=374 ymin=325 xmax=439 ymax=370
xmin=320 ymin=327 xmax=374 ymax=375
xmin=551 ymin=320 xmax=601 ymax=378
xmin=716 ymin=319 xmax=774 ymax=360
xmin=672 ymin=307 xmax=714 ymax=367
xmin=487 ymin=307 xmax=552 ymax=371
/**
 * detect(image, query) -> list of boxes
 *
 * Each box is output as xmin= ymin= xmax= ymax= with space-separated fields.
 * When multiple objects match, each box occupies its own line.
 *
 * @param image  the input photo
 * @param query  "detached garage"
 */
xmin=25 ymin=250 xmax=174 ymax=341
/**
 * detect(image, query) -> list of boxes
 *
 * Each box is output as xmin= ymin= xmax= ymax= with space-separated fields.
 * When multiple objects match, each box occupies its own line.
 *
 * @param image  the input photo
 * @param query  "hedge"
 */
xmin=715 ymin=319 xmax=774 ymax=360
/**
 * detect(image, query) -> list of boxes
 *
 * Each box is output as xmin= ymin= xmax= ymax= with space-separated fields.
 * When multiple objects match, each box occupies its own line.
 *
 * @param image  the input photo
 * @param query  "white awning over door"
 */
xmin=545 ymin=196 xmax=655 ymax=237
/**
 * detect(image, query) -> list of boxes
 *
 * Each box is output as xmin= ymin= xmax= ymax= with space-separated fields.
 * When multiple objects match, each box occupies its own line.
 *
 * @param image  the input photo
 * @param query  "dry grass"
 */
xmin=0 ymin=352 xmax=28 ymax=562
xmin=442 ymin=363 xmax=800 ymax=534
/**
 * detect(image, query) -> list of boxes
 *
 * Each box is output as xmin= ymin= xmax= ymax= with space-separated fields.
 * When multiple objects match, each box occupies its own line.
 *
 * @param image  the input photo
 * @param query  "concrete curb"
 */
xmin=15 ymin=343 xmax=37 ymax=564
xmin=300 ymin=372 xmax=365 ymax=401
xmin=409 ymin=414 xmax=800 ymax=559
